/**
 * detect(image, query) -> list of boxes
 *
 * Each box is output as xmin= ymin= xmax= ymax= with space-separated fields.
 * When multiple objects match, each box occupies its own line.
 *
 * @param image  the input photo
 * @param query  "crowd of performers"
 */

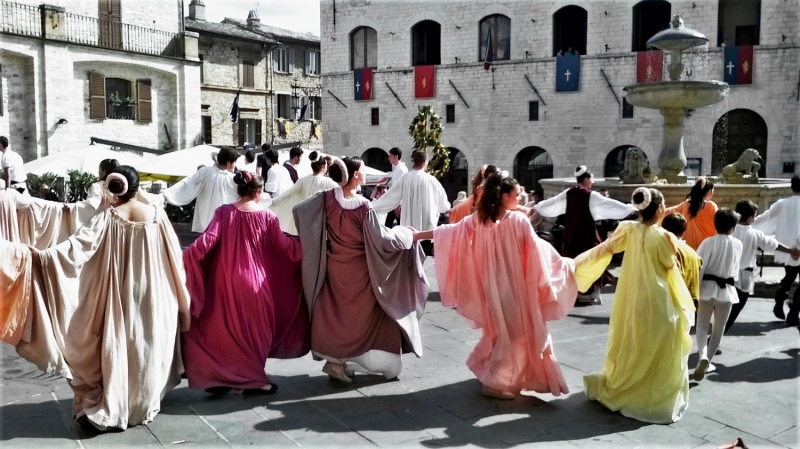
xmin=2 ymin=141 xmax=800 ymax=431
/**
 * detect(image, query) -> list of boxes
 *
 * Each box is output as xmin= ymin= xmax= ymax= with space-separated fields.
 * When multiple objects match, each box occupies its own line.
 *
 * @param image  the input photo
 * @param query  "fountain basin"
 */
xmin=624 ymin=81 xmax=729 ymax=110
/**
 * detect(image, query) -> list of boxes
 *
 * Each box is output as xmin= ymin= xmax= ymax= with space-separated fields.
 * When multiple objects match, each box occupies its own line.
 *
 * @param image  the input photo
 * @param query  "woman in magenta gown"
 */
xmin=182 ymin=171 xmax=309 ymax=394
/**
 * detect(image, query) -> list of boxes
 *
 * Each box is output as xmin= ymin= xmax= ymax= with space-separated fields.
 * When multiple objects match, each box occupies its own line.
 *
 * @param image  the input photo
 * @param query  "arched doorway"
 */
xmin=604 ymin=145 xmax=650 ymax=178
xmin=712 ymin=109 xmax=767 ymax=177
xmin=513 ymin=147 xmax=554 ymax=193
xmin=361 ymin=147 xmax=391 ymax=173
xmin=435 ymin=148 xmax=468 ymax=203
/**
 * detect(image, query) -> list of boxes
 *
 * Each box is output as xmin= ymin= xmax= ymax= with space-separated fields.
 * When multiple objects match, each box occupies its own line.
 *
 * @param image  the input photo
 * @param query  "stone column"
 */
xmin=658 ymin=108 xmax=688 ymax=184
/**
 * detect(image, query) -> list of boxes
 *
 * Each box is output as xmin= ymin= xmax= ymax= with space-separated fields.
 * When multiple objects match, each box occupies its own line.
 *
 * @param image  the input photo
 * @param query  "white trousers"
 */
xmin=696 ymin=299 xmax=733 ymax=362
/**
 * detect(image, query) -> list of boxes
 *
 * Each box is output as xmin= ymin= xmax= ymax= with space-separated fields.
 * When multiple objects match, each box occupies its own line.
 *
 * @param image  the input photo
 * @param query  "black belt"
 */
xmin=744 ymin=267 xmax=754 ymax=272
xmin=703 ymin=274 xmax=734 ymax=289
xmin=10 ymin=180 xmax=26 ymax=185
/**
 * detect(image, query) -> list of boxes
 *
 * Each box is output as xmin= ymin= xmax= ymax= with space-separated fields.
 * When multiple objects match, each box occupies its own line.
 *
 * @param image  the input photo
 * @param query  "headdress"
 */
xmin=696 ymin=176 xmax=707 ymax=189
xmin=242 ymin=171 xmax=254 ymax=183
xmin=333 ymin=158 xmax=349 ymax=185
xmin=104 ymin=173 xmax=129 ymax=198
xmin=309 ymin=152 xmax=323 ymax=163
xmin=499 ymin=170 xmax=510 ymax=179
xmin=632 ymin=187 xmax=652 ymax=211
xmin=574 ymin=165 xmax=589 ymax=177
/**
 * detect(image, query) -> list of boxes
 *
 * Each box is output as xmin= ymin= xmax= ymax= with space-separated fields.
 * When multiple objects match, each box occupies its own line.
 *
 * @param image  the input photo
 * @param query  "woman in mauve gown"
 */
xmin=182 ymin=171 xmax=309 ymax=395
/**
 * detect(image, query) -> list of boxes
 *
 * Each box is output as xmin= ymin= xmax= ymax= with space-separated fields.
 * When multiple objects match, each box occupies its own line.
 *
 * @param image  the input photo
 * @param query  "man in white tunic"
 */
xmin=754 ymin=175 xmax=800 ymax=325
xmin=1 ymin=136 xmax=28 ymax=195
xmin=372 ymin=151 xmax=450 ymax=256
xmin=384 ymin=147 xmax=408 ymax=227
xmin=161 ymin=146 xmax=238 ymax=233
xmin=264 ymin=149 xmax=293 ymax=198
xmin=534 ymin=166 xmax=636 ymax=304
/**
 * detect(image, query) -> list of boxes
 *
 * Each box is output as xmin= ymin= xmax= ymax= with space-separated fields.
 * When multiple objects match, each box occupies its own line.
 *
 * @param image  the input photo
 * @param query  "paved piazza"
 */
xmin=1 ymin=259 xmax=797 ymax=448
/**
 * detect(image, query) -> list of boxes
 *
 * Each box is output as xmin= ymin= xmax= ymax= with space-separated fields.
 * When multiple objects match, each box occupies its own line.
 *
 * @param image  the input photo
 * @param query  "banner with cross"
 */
xmin=555 ymin=54 xmax=581 ymax=92
xmin=723 ymin=46 xmax=753 ymax=85
xmin=353 ymin=68 xmax=374 ymax=101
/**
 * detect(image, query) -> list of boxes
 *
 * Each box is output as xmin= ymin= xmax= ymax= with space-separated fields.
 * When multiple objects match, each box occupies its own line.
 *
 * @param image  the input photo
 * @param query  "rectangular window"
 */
xmin=446 ymin=104 xmax=455 ymax=123
xmin=242 ymin=60 xmax=255 ymax=88
xmin=277 ymin=94 xmax=291 ymax=119
xmin=309 ymin=96 xmax=322 ymax=120
xmin=622 ymin=98 xmax=634 ymax=119
xmin=106 ymin=77 xmax=134 ymax=120
xmin=371 ymin=107 xmax=379 ymax=126
xmin=240 ymin=118 xmax=257 ymax=146
xmin=306 ymin=51 xmax=320 ymax=75
xmin=202 ymin=115 xmax=212 ymax=144
xmin=783 ymin=162 xmax=795 ymax=174
xmin=199 ymin=55 xmax=204 ymax=83
xmin=529 ymin=101 xmax=539 ymax=121
xmin=273 ymin=48 xmax=288 ymax=73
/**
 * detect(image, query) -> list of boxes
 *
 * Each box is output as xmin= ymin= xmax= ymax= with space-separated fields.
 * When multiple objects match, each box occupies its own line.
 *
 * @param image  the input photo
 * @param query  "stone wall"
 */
xmin=319 ymin=0 xmax=800 ymax=180
xmin=0 ymin=51 xmax=36 ymax=159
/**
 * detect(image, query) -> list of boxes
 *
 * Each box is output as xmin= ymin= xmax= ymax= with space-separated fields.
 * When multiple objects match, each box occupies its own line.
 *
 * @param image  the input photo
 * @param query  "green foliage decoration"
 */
xmin=66 ymin=170 xmax=99 ymax=203
xmin=408 ymin=105 xmax=449 ymax=178
xmin=27 ymin=172 xmax=58 ymax=197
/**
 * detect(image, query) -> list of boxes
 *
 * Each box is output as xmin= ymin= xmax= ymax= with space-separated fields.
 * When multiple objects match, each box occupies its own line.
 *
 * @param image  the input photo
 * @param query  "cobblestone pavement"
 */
xmin=1 ymin=259 xmax=798 ymax=448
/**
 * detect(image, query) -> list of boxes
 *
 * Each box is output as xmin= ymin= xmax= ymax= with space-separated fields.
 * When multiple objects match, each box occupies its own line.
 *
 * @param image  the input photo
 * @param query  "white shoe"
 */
xmin=694 ymin=358 xmax=709 ymax=381
xmin=706 ymin=362 xmax=717 ymax=374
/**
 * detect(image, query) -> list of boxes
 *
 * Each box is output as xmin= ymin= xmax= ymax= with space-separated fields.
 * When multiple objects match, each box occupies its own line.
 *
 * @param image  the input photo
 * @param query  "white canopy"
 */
xmin=23 ymin=144 xmax=145 ymax=177
xmin=364 ymin=165 xmax=391 ymax=185
xmin=137 ymin=145 xmax=219 ymax=182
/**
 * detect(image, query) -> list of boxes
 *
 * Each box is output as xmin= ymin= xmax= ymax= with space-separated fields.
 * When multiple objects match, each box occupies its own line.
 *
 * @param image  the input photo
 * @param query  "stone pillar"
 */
xmin=39 ymin=4 xmax=66 ymax=40
xmin=658 ymin=108 xmax=688 ymax=184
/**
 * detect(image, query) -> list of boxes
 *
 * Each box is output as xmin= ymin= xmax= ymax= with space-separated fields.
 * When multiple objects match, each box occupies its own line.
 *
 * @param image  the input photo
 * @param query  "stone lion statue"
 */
xmin=621 ymin=147 xmax=649 ymax=184
xmin=722 ymin=148 xmax=762 ymax=183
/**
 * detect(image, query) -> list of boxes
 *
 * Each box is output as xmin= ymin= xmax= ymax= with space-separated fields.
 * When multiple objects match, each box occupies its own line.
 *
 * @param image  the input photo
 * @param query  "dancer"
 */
xmin=1 ymin=136 xmax=28 ymax=194
xmin=661 ymin=213 xmax=703 ymax=301
xmin=20 ymin=166 xmax=190 ymax=430
xmin=575 ymin=187 xmax=695 ymax=423
xmin=294 ymin=157 xmax=429 ymax=383
xmin=265 ymin=149 xmax=293 ymax=197
xmin=448 ymin=165 xmax=498 ymax=224
xmin=86 ymin=159 xmax=120 ymax=199
xmin=665 ymin=177 xmax=717 ymax=249
xmin=535 ymin=166 xmax=636 ymax=304
xmin=384 ymin=147 xmax=408 ymax=227
xmin=182 ymin=171 xmax=308 ymax=394
xmin=162 ymin=146 xmax=239 ymax=232
xmin=753 ymin=175 xmax=800 ymax=324
xmin=270 ymin=151 xmax=338 ymax=234
xmin=283 ymin=146 xmax=303 ymax=183
xmin=693 ymin=208 xmax=742 ymax=380
xmin=727 ymin=200 xmax=799 ymax=332
xmin=413 ymin=172 xmax=577 ymax=399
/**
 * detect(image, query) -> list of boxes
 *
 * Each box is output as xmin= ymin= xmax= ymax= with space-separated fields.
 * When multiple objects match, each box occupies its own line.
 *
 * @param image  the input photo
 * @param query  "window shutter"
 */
xmin=305 ymin=50 xmax=310 ymax=74
xmin=238 ymin=123 xmax=245 ymax=146
xmin=89 ymin=72 xmax=106 ymax=120
xmin=202 ymin=116 xmax=212 ymax=143
xmin=272 ymin=94 xmax=278 ymax=121
xmin=255 ymin=119 xmax=262 ymax=145
xmin=272 ymin=48 xmax=279 ymax=71
xmin=136 ymin=79 xmax=152 ymax=123
xmin=288 ymin=48 xmax=295 ymax=74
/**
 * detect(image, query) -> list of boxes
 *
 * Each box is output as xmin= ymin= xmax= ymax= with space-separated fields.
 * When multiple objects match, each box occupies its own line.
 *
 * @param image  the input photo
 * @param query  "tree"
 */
xmin=408 ymin=105 xmax=449 ymax=178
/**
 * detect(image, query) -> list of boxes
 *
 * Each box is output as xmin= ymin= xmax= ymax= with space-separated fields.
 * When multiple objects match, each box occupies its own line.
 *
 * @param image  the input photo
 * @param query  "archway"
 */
xmin=604 ymin=145 xmax=649 ymax=178
xmin=361 ymin=147 xmax=391 ymax=173
xmin=435 ymin=148 xmax=468 ymax=203
xmin=513 ymin=147 xmax=553 ymax=193
xmin=712 ymin=109 xmax=767 ymax=177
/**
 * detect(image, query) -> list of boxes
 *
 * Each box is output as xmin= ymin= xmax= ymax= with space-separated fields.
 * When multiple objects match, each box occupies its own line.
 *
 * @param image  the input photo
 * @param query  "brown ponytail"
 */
xmin=476 ymin=172 xmax=518 ymax=223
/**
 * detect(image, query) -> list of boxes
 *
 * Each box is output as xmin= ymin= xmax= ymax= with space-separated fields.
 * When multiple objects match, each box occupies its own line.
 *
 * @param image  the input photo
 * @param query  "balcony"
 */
xmin=0 ymin=1 xmax=183 ymax=58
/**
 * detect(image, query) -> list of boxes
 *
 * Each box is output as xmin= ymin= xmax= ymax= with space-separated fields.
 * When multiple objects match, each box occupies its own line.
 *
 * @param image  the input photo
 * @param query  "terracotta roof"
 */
xmin=222 ymin=18 xmax=320 ymax=44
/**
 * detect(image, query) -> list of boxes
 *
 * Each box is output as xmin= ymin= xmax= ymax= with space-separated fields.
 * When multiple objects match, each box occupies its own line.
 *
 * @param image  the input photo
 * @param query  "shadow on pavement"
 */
xmin=724 ymin=320 xmax=786 ymax=337
xmin=567 ymin=314 xmax=610 ymax=326
xmin=706 ymin=348 xmax=800 ymax=384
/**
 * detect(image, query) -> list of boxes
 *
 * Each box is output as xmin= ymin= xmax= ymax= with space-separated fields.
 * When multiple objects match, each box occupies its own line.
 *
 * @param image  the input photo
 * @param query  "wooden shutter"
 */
xmin=136 ymin=79 xmax=152 ymax=123
xmin=238 ymin=122 xmax=245 ymax=146
xmin=89 ymin=72 xmax=106 ymax=120
xmin=243 ymin=61 xmax=254 ymax=88
xmin=305 ymin=50 xmax=310 ymax=74
xmin=272 ymin=49 xmax=279 ymax=71
xmin=202 ymin=116 xmax=212 ymax=144
xmin=288 ymin=48 xmax=295 ymax=74
xmin=255 ymin=119 xmax=262 ymax=145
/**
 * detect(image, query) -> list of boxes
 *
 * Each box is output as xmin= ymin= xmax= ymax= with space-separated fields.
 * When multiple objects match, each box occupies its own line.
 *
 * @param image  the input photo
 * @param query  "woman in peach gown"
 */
xmin=665 ymin=178 xmax=717 ymax=249
xmin=413 ymin=172 xmax=577 ymax=399
xmin=447 ymin=165 xmax=497 ymax=224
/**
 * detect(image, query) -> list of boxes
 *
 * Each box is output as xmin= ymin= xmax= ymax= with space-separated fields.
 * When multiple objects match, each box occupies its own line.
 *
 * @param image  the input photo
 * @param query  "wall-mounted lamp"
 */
xmin=57 ymin=118 xmax=68 ymax=125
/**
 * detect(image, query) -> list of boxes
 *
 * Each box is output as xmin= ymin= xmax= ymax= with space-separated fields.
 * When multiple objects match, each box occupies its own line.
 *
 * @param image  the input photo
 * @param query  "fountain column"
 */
xmin=659 ymin=108 xmax=688 ymax=184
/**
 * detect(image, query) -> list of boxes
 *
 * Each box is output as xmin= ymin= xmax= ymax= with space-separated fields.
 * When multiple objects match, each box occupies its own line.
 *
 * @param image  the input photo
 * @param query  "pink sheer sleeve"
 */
xmin=183 ymin=207 xmax=223 ymax=318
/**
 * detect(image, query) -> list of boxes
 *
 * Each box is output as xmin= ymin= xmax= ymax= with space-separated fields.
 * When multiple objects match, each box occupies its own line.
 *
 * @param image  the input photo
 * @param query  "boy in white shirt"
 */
xmin=694 ymin=208 xmax=743 ymax=381
xmin=726 ymin=200 xmax=799 ymax=333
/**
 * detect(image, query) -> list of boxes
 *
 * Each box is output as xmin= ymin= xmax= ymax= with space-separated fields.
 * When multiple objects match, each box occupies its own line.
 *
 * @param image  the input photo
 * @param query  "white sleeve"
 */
xmin=756 ymin=229 xmax=780 ymax=252
xmin=589 ymin=192 xmax=637 ymax=220
xmin=265 ymin=168 xmax=279 ymax=193
xmin=371 ymin=176 xmax=403 ymax=214
xmin=434 ymin=181 xmax=451 ymax=213
xmin=533 ymin=190 xmax=568 ymax=218
xmin=162 ymin=169 xmax=203 ymax=206
xmin=753 ymin=204 xmax=778 ymax=236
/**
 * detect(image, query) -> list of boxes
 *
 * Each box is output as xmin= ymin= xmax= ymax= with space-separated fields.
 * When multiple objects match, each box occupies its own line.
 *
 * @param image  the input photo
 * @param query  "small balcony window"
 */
xmin=412 ymin=20 xmax=441 ymax=66
xmin=105 ymin=78 xmax=135 ymax=120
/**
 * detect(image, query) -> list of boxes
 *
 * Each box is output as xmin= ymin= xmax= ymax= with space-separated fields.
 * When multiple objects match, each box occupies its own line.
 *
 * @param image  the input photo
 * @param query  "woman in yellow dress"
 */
xmin=575 ymin=187 xmax=695 ymax=424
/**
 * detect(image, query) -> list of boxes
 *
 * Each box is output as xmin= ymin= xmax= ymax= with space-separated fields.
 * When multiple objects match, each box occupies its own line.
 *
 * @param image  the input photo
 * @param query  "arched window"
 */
xmin=604 ymin=145 xmax=649 ymax=178
xmin=712 ymin=109 xmax=767 ymax=177
xmin=479 ymin=14 xmax=511 ymax=62
xmin=412 ymin=20 xmax=441 ymax=66
xmin=553 ymin=6 xmax=587 ymax=56
xmin=360 ymin=147 xmax=392 ymax=173
xmin=718 ymin=0 xmax=760 ymax=46
xmin=351 ymin=26 xmax=378 ymax=70
xmin=632 ymin=0 xmax=671 ymax=52
xmin=513 ymin=147 xmax=553 ymax=193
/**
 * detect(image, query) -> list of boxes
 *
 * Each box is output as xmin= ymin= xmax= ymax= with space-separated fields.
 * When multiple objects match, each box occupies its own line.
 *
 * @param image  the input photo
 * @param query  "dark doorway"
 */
xmin=412 ymin=20 xmax=441 ymax=66
xmin=712 ymin=109 xmax=768 ymax=177
xmin=717 ymin=0 xmax=760 ymax=46
xmin=514 ymin=147 xmax=554 ymax=193
xmin=632 ymin=0 xmax=671 ymax=52
xmin=553 ymin=6 xmax=588 ymax=56
xmin=604 ymin=145 xmax=649 ymax=178
xmin=434 ymin=148 xmax=468 ymax=203
xmin=361 ymin=147 xmax=391 ymax=173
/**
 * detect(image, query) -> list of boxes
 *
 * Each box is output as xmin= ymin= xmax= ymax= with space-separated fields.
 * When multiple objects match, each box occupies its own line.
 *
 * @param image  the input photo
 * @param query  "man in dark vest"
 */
xmin=534 ymin=166 xmax=636 ymax=304
xmin=283 ymin=146 xmax=303 ymax=183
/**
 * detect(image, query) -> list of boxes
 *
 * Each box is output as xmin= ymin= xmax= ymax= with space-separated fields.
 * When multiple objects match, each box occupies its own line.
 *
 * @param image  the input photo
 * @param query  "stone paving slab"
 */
xmin=1 ymin=259 xmax=798 ymax=448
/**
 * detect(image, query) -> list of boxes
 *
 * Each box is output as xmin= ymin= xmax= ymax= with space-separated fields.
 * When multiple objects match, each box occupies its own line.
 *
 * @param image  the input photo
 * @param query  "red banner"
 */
xmin=737 ymin=45 xmax=753 ymax=85
xmin=636 ymin=50 xmax=663 ymax=83
xmin=414 ymin=65 xmax=435 ymax=99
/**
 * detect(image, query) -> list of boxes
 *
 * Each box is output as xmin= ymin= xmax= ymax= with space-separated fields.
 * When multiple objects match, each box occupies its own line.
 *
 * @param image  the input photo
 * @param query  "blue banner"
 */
xmin=723 ymin=46 xmax=739 ymax=85
xmin=555 ymin=54 xmax=581 ymax=92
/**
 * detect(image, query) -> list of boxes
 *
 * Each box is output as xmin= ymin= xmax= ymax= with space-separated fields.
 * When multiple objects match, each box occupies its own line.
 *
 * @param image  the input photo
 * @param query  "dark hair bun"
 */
xmin=632 ymin=191 xmax=645 ymax=204
xmin=329 ymin=163 xmax=344 ymax=183
xmin=309 ymin=151 xmax=320 ymax=160
xmin=108 ymin=179 xmax=127 ymax=195
xmin=233 ymin=171 xmax=248 ymax=186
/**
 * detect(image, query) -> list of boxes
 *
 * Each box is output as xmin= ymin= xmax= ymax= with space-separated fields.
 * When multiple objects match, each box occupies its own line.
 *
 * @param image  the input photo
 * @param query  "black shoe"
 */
xmin=786 ymin=316 xmax=799 ymax=327
xmin=774 ymin=302 xmax=786 ymax=320
xmin=205 ymin=386 xmax=232 ymax=395
xmin=715 ymin=349 xmax=722 ymax=355
xmin=243 ymin=384 xmax=278 ymax=395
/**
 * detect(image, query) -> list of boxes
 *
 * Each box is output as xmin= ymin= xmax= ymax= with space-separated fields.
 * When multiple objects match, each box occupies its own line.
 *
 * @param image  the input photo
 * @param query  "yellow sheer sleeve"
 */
xmin=574 ymin=221 xmax=633 ymax=293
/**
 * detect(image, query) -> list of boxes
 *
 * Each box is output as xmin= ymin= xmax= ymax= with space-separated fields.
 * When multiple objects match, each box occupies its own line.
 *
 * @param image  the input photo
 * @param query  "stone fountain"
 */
xmin=539 ymin=15 xmax=793 ymax=210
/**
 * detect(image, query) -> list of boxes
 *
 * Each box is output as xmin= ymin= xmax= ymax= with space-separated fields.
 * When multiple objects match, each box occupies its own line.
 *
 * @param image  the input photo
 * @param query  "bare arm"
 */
xmin=413 ymin=230 xmax=434 ymax=241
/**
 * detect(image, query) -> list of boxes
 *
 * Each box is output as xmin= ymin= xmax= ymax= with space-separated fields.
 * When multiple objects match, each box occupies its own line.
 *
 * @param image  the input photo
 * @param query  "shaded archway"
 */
xmin=632 ymin=0 xmax=671 ymax=52
xmin=435 ymin=148 xmax=468 ymax=203
xmin=604 ymin=145 xmax=649 ymax=178
xmin=712 ymin=109 xmax=767 ymax=177
xmin=361 ymin=147 xmax=391 ymax=173
xmin=513 ymin=147 xmax=553 ymax=193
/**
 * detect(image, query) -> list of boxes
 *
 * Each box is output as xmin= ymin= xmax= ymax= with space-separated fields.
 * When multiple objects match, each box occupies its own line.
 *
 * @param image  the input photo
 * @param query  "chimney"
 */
xmin=247 ymin=10 xmax=260 ymax=28
xmin=188 ymin=0 xmax=205 ymax=21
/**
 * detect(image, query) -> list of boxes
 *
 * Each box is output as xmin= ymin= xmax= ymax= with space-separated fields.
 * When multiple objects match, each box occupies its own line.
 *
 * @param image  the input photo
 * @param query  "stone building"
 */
xmin=0 ymin=0 xmax=201 ymax=161
xmin=319 ymin=0 xmax=800 ymax=200
xmin=186 ymin=0 xmax=323 ymax=149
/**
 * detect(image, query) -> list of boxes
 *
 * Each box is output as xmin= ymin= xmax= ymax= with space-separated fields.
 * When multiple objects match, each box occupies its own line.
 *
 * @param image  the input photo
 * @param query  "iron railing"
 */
xmin=1 ymin=1 xmax=40 ymax=37
xmin=0 ymin=1 xmax=181 ymax=58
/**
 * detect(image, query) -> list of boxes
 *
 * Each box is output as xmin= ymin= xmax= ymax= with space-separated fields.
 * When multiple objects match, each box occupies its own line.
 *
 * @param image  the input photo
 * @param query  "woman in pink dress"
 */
xmin=182 ymin=171 xmax=308 ymax=395
xmin=413 ymin=172 xmax=577 ymax=399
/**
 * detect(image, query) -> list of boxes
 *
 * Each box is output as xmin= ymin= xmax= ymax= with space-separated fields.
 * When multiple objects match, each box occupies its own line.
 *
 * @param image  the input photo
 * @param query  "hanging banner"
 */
xmin=414 ymin=65 xmax=436 ymax=98
xmin=636 ymin=50 xmax=663 ymax=83
xmin=723 ymin=46 xmax=754 ymax=85
xmin=353 ymin=68 xmax=373 ymax=101
xmin=555 ymin=54 xmax=581 ymax=92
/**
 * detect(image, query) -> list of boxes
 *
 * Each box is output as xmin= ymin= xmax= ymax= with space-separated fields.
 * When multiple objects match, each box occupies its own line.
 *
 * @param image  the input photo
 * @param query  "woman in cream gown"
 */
xmin=575 ymin=188 xmax=695 ymax=424
xmin=270 ymin=151 xmax=338 ymax=234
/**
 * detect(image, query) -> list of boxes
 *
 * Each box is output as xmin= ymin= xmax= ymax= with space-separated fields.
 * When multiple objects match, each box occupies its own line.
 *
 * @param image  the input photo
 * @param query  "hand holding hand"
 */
xmin=26 ymin=244 xmax=41 ymax=263
xmin=792 ymin=248 xmax=800 ymax=261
